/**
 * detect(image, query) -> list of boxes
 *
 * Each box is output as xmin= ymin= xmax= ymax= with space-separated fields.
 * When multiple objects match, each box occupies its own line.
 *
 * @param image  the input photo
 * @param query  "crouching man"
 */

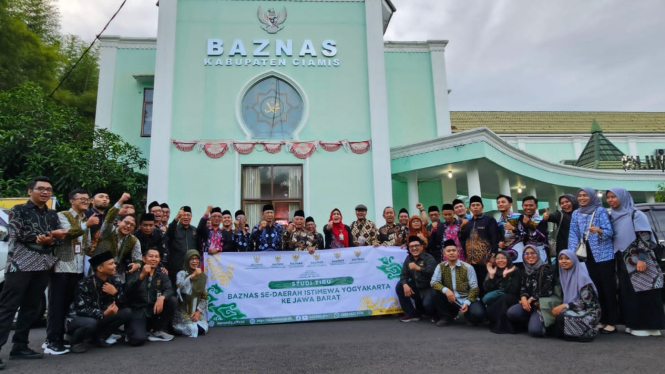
xmin=125 ymin=248 xmax=176 ymax=345
xmin=431 ymin=239 xmax=486 ymax=327
xmin=65 ymin=251 xmax=131 ymax=353
xmin=396 ymin=236 xmax=438 ymax=322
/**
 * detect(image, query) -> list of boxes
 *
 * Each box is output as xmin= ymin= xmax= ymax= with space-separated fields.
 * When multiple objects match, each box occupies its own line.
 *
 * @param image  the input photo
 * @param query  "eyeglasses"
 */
xmin=238 ymin=217 xmax=246 ymax=221
xmin=34 ymin=187 xmax=53 ymax=193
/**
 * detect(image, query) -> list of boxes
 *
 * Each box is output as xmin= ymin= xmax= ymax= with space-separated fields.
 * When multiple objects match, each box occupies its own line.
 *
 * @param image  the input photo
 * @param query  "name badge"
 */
xmin=74 ymin=240 xmax=81 ymax=254
xmin=339 ymin=233 xmax=344 ymax=241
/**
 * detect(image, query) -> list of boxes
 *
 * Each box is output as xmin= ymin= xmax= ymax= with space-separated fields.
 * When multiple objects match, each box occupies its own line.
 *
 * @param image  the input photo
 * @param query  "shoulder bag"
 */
xmin=575 ymin=210 xmax=596 ymax=261
xmin=548 ymin=211 xmax=563 ymax=258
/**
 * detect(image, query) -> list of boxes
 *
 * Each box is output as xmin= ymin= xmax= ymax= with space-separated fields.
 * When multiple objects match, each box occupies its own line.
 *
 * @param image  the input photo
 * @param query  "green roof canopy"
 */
xmin=574 ymin=120 xmax=625 ymax=169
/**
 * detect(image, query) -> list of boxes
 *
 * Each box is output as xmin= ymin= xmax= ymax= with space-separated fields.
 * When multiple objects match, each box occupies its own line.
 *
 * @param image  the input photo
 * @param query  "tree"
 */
xmin=656 ymin=183 xmax=665 ymax=203
xmin=8 ymin=0 xmax=60 ymax=45
xmin=0 ymin=83 xmax=147 ymax=209
xmin=0 ymin=0 xmax=60 ymax=92
xmin=53 ymin=35 xmax=100 ymax=120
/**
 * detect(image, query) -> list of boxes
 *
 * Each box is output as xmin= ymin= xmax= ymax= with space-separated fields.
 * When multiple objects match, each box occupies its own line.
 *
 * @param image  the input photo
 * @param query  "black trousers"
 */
xmin=395 ymin=282 xmax=438 ymax=316
xmin=47 ymin=272 xmax=83 ymax=342
xmin=586 ymin=251 xmax=619 ymax=325
xmin=0 ymin=270 xmax=50 ymax=349
xmin=126 ymin=296 xmax=177 ymax=346
xmin=435 ymin=293 xmax=486 ymax=325
xmin=616 ymin=252 xmax=665 ymax=330
xmin=472 ymin=264 xmax=489 ymax=296
xmin=66 ymin=308 xmax=131 ymax=344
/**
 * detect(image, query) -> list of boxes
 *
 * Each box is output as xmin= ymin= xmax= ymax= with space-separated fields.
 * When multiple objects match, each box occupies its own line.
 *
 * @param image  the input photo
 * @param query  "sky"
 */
xmin=57 ymin=0 xmax=665 ymax=111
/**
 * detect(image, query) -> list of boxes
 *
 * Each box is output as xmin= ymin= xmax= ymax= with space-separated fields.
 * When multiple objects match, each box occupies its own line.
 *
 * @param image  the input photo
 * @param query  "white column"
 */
xmin=528 ymin=186 xmax=537 ymax=198
xmin=496 ymin=170 xmax=511 ymax=197
xmin=440 ymin=177 xmax=457 ymax=204
xmin=646 ymin=192 xmax=656 ymax=204
xmin=628 ymin=137 xmax=638 ymax=157
xmin=147 ymin=0 xmax=178 ymax=204
xmin=429 ymin=41 xmax=452 ymax=137
xmin=407 ymin=172 xmax=419 ymax=214
xmin=466 ymin=161 xmax=481 ymax=197
xmin=365 ymin=0 xmax=393 ymax=221
xmin=573 ymin=136 xmax=584 ymax=159
xmin=94 ymin=37 xmax=119 ymax=130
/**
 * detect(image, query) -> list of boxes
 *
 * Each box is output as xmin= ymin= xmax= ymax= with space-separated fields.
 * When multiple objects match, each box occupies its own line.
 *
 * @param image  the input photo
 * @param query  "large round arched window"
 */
xmin=241 ymin=76 xmax=304 ymax=139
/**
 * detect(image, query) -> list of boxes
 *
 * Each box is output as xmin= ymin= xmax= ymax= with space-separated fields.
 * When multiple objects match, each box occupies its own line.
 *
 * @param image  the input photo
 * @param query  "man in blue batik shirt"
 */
xmin=251 ymin=204 xmax=283 ymax=251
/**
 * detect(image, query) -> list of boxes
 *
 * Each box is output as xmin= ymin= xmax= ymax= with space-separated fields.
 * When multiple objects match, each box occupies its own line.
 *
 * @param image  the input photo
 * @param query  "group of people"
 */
xmin=394 ymin=189 xmax=664 ymax=343
xmin=0 ymin=177 xmax=663 ymax=369
xmin=0 ymin=177 xmax=210 ymax=370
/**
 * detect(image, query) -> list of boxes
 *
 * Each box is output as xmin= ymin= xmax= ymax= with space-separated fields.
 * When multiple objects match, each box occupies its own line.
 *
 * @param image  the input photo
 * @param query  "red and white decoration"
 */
xmin=171 ymin=139 xmax=372 ymax=159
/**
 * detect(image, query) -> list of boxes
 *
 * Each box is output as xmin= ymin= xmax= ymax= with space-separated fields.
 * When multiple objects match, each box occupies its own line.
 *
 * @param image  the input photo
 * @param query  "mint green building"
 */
xmin=95 ymin=0 xmax=665 ymax=225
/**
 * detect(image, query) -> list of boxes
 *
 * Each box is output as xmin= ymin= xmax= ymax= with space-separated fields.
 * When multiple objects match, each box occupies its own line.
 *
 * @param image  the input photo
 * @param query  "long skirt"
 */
xmin=487 ymin=293 xmax=520 ymax=334
xmin=586 ymin=251 xmax=619 ymax=325
xmin=616 ymin=252 xmax=665 ymax=330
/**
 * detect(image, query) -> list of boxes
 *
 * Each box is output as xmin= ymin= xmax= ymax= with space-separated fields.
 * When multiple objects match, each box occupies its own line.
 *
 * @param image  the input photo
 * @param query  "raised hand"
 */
xmin=486 ymin=262 xmax=497 ymax=278
xmin=542 ymin=208 xmax=550 ymax=221
xmin=119 ymin=193 xmax=131 ymax=204
xmin=86 ymin=214 xmax=100 ymax=227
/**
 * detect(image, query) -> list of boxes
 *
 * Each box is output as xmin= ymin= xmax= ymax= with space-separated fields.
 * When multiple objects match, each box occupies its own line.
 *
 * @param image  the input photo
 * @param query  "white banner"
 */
xmin=204 ymin=246 xmax=407 ymax=326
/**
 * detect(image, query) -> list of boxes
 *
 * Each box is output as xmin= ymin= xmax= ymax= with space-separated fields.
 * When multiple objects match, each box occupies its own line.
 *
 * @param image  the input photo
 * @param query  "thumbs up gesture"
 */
xmin=542 ymin=208 xmax=550 ymax=221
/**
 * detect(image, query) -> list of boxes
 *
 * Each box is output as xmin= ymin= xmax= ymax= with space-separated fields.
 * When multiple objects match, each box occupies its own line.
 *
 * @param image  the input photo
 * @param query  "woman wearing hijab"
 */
xmin=568 ymin=187 xmax=617 ymax=333
xmin=408 ymin=216 xmax=429 ymax=248
xmin=173 ymin=250 xmax=208 ymax=337
xmin=543 ymin=194 xmax=579 ymax=256
xmin=606 ymin=188 xmax=664 ymax=337
xmin=483 ymin=251 xmax=521 ymax=334
xmin=551 ymin=250 xmax=601 ymax=342
xmin=323 ymin=209 xmax=354 ymax=249
xmin=507 ymin=245 xmax=554 ymax=336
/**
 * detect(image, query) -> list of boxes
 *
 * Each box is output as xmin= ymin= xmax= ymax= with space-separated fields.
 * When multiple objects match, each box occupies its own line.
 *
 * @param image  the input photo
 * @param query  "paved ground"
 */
xmin=1 ymin=316 xmax=663 ymax=373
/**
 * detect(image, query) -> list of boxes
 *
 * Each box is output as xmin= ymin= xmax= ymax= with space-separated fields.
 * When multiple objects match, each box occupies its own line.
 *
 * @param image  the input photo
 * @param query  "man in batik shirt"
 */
xmin=282 ymin=210 xmax=317 ymax=253
xmin=350 ymin=204 xmax=378 ymax=247
xmin=305 ymin=216 xmax=324 ymax=249
xmin=430 ymin=204 xmax=465 ymax=264
xmin=0 ymin=177 xmax=68 ymax=362
xmin=234 ymin=210 xmax=252 ymax=252
xmin=496 ymin=194 xmax=520 ymax=251
xmin=251 ymin=204 xmax=283 ymax=251
xmin=376 ymin=207 xmax=407 ymax=247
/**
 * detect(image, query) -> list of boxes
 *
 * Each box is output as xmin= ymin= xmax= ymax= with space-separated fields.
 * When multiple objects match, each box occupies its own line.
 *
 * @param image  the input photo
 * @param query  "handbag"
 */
xmin=575 ymin=210 xmax=596 ymax=261
xmin=548 ymin=211 xmax=563 ymax=258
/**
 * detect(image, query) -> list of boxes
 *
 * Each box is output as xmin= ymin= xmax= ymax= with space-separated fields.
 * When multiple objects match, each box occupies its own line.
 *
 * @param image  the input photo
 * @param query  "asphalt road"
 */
xmin=1 ymin=316 xmax=663 ymax=373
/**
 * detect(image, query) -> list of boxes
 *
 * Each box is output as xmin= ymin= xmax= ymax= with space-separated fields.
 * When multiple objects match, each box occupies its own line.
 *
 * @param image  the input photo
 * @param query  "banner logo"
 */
xmin=274 ymin=255 xmax=281 ymax=263
xmin=258 ymin=6 xmax=287 ymax=34
xmin=354 ymin=250 xmax=362 ymax=258
xmin=376 ymin=256 xmax=402 ymax=280
xmin=253 ymin=256 xmax=261 ymax=263
xmin=334 ymin=252 xmax=341 ymax=259
xmin=312 ymin=253 xmax=321 ymax=261
xmin=292 ymin=254 xmax=300 ymax=262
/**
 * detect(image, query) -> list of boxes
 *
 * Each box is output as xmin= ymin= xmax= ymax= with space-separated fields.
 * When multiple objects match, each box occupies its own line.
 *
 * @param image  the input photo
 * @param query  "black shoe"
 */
xmin=70 ymin=343 xmax=87 ymax=354
xmin=601 ymin=326 xmax=618 ymax=334
xmin=44 ymin=341 xmax=70 ymax=355
xmin=436 ymin=318 xmax=454 ymax=327
xmin=93 ymin=339 xmax=112 ymax=348
xmin=9 ymin=347 xmax=43 ymax=359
